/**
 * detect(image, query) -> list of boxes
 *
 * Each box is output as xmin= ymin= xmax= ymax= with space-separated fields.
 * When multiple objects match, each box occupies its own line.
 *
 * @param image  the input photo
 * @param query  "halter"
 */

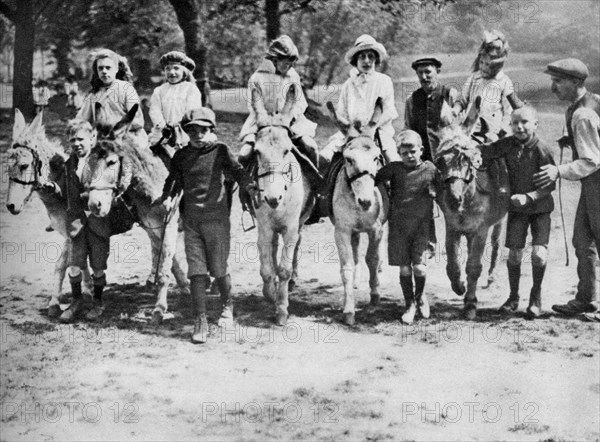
xmin=255 ymin=124 xmax=294 ymax=183
xmin=437 ymin=148 xmax=477 ymax=184
xmin=9 ymin=144 xmax=42 ymax=187
xmin=343 ymin=136 xmax=381 ymax=186
xmin=85 ymin=154 xmax=127 ymax=198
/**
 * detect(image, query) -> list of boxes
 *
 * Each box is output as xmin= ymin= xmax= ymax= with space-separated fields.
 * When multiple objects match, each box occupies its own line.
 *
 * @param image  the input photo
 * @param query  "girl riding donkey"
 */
xmin=238 ymin=35 xmax=321 ymax=169
xmin=77 ymin=49 xmax=148 ymax=153
xmin=148 ymin=51 xmax=203 ymax=159
xmin=321 ymin=34 xmax=400 ymax=165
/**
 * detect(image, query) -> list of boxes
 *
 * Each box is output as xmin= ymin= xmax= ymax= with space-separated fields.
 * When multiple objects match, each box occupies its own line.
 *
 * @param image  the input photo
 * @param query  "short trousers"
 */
xmin=505 ymin=211 xmax=551 ymax=249
xmin=183 ymin=216 xmax=231 ymax=278
xmin=388 ymin=218 xmax=430 ymax=266
xmin=69 ymin=226 xmax=110 ymax=270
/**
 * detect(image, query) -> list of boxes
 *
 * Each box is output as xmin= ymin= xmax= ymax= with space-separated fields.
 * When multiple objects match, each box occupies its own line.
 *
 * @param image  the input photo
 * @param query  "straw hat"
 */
xmin=344 ymin=34 xmax=388 ymax=65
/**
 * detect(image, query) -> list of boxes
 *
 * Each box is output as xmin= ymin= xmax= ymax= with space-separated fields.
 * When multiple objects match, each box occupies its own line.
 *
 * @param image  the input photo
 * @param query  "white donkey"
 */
xmin=6 ymin=110 xmax=92 ymax=314
xmin=250 ymin=85 xmax=316 ymax=325
xmin=327 ymin=99 xmax=388 ymax=325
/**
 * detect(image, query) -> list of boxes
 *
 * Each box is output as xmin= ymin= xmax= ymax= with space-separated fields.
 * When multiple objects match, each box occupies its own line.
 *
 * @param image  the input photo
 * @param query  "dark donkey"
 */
xmin=435 ymin=97 xmax=509 ymax=319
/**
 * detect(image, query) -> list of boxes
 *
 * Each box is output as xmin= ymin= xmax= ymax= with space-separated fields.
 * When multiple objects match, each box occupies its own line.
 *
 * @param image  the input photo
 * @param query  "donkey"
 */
xmin=83 ymin=104 xmax=186 ymax=323
xmin=250 ymin=85 xmax=316 ymax=325
xmin=434 ymin=98 xmax=509 ymax=319
xmin=327 ymin=99 xmax=388 ymax=326
xmin=6 ymin=110 xmax=92 ymax=312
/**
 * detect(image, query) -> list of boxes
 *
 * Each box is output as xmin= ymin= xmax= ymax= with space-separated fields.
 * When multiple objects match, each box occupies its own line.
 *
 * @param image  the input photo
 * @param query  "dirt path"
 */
xmin=1 ymin=113 xmax=599 ymax=441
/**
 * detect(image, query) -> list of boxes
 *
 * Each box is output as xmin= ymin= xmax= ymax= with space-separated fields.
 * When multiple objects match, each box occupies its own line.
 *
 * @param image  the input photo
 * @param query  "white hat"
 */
xmin=344 ymin=34 xmax=388 ymax=65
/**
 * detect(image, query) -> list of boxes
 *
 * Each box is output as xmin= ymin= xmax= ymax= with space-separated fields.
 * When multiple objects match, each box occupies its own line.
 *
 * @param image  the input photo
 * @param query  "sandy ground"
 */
xmin=1 ymin=101 xmax=599 ymax=441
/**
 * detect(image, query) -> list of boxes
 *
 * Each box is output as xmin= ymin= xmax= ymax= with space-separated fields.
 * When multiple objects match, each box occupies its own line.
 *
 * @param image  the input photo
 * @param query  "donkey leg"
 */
xmin=289 ymin=230 xmax=302 ymax=293
xmin=258 ymin=226 xmax=277 ymax=303
xmin=464 ymin=231 xmax=487 ymax=320
xmin=276 ymin=226 xmax=300 ymax=325
xmin=486 ymin=218 xmax=505 ymax=287
xmin=335 ymin=228 xmax=356 ymax=325
xmin=365 ymin=228 xmax=383 ymax=308
xmin=445 ymin=228 xmax=466 ymax=296
xmin=152 ymin=222 xmax=178 ymax=324
xmin=351 ymin=232 xmax=361 ymax=289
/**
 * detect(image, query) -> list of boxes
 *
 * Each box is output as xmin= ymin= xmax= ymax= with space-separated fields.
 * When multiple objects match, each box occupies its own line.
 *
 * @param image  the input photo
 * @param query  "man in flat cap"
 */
xmin=534 ymin=58 xmax=600 ymax=318
xmin=404 ymin=57 xmax=461 ymax=162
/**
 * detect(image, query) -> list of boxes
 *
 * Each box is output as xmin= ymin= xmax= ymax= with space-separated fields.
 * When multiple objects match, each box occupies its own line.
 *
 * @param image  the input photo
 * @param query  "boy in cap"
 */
xmin=404 ymin=57 xmax=461 ymax=162
xmin=480 ymin=106 xmax=555 ymax=319
xmin=77 ymin=49 xmax=148 ymax=152
xmin=159 ymin=107 xmax=256 ymax=343
xmin=148 ymin=51 xmax=203 ymax=152
xmin=375 ymin=130 xmax=437 ymax=324
xmin=238 ymin=35 xmax=319 ymax=167
xmin=534 ymin=58 xmax=600 ymax=318
xmin=322 ymin=34 xmax=400 ymax=164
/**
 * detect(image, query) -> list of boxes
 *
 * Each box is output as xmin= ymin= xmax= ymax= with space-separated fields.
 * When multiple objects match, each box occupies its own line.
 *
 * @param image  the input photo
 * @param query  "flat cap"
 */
xmin=544 ymin=58 xmax=588 ymax=80
xmin=181 ymin=107 xmax=216 ymax=128
xmin=160 ymin=51 xmax=196 ymax=72
xmin=411 ymin=57 xmax=442 ymax=70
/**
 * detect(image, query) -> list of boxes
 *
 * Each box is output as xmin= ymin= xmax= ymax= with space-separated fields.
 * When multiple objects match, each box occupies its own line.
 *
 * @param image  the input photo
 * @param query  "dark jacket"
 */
xmin=161 ymin=141 xmax=252 ymax=221
xmin=482 ymin=134 xmax=555 ymax=214
xmin=375 ymin=160 xmax=437 ymax=224
xmin=405 ymin=84 xmax=453 ymax=162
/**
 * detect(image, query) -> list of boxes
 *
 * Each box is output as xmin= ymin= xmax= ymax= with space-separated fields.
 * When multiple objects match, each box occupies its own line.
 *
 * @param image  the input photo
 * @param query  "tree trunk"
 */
xmin=265 ymin=0 xmax=280 ymax=42
xmin=134 ymin=58 xmax=153 ymax=90
xmin=12 ymin=0 xmax=35 ymax=117
xmin=53 ymin=36 xmax=71 ymax=79
xmin=168 ymin=0 xmax=211 ymax=107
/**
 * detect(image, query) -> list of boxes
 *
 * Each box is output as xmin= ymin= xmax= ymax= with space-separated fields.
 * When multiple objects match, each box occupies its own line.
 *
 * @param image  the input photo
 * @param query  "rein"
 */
xmin=9 ymin=144 xmax=42 ymax=187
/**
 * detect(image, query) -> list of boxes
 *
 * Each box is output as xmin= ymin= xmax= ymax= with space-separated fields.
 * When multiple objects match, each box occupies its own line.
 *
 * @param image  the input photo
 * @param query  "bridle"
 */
xmin=255 ymin=124 xmax=294 ymax=184
xmin=9 ymin=144 xmax=42 ymax=188
xmin=85 ymin=152 xmax=127 ymax=198
xmin=343 ymin=135 xmax=382 ymax=186
xmin=436 ymin=148 xmax=478 ymax=185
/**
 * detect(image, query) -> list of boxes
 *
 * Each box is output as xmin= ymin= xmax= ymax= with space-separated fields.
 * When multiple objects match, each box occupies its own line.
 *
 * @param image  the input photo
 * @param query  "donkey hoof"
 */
xmin=463 ymin=305 xmax=477 ymax=320
xmin=288 ymin=279 xmax=296 ymax=292
xmin=151 ymin=310 xmax=163 ymax=326
xmin=451 ymin=281 xmax=466 ymax=296
xmin=57 ymin=293 xmax=73 ymax=304
xmin=370 ymin=294 xmax=380 ymax=306
xmin=47 ymin=304 xmax=62 ymax=318
xmin=275 ymin=312 xmax=288 ymax=326
xmin=343 ymin=312 xmax=355 ymax=326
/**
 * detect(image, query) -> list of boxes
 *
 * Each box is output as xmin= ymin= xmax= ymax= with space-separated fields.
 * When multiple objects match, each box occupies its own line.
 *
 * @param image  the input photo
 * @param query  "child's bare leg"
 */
xmin=500 ymin=248 xmax=523 ymax=313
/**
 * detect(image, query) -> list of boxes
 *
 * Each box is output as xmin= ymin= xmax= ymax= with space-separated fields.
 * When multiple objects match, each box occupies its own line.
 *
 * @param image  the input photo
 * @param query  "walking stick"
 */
xmin=558 ymin=146 xmax=570 ymax=266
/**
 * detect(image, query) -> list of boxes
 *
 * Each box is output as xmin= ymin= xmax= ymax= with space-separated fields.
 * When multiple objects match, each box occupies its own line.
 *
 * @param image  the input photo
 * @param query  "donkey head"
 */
xmin=6 ymin=110 xmax=46 ymax=214
xmin=252 ymin=84 xmax=297 ymax=209
xmin=435 ymin=97 xmax=483 ymax=212
xmin=85 ymin=104 xmax=137 ymax=217
xmin=328 ymin=98 xmax=384 ymax=211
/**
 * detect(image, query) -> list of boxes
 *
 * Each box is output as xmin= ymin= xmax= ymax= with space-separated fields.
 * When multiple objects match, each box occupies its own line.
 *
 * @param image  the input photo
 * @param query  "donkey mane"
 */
xmin=93 ymin=137 xmax=166 ymax=200
xmin=435 ymin=126 xmax=480 ymax=162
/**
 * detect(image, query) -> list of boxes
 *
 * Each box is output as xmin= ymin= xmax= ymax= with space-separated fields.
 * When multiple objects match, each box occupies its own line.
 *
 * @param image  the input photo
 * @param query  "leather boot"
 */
xmin=414 ymin=275 xmax=429 ymax=319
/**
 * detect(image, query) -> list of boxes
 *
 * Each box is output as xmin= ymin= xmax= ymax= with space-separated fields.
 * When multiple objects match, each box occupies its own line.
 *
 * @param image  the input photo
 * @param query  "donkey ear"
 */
xmin=462 ymin=95 xmax=482 ymax=135
xmin=363 ymin=97 xmax=383 ymax=138
xmin=28 ymin=110 xmax=44 ymax=135
xmin=13 ymin=109 xmax=27 ymax=140
xmin=111 ymin=104 xmax=139 ymax=139
xmin=251 ymin=87 xmax=269 ymax=128
xmin=280 ymin=84 xmax=296 ymax=121
xmin=326 ymin=101 xmax=350 ymax=136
